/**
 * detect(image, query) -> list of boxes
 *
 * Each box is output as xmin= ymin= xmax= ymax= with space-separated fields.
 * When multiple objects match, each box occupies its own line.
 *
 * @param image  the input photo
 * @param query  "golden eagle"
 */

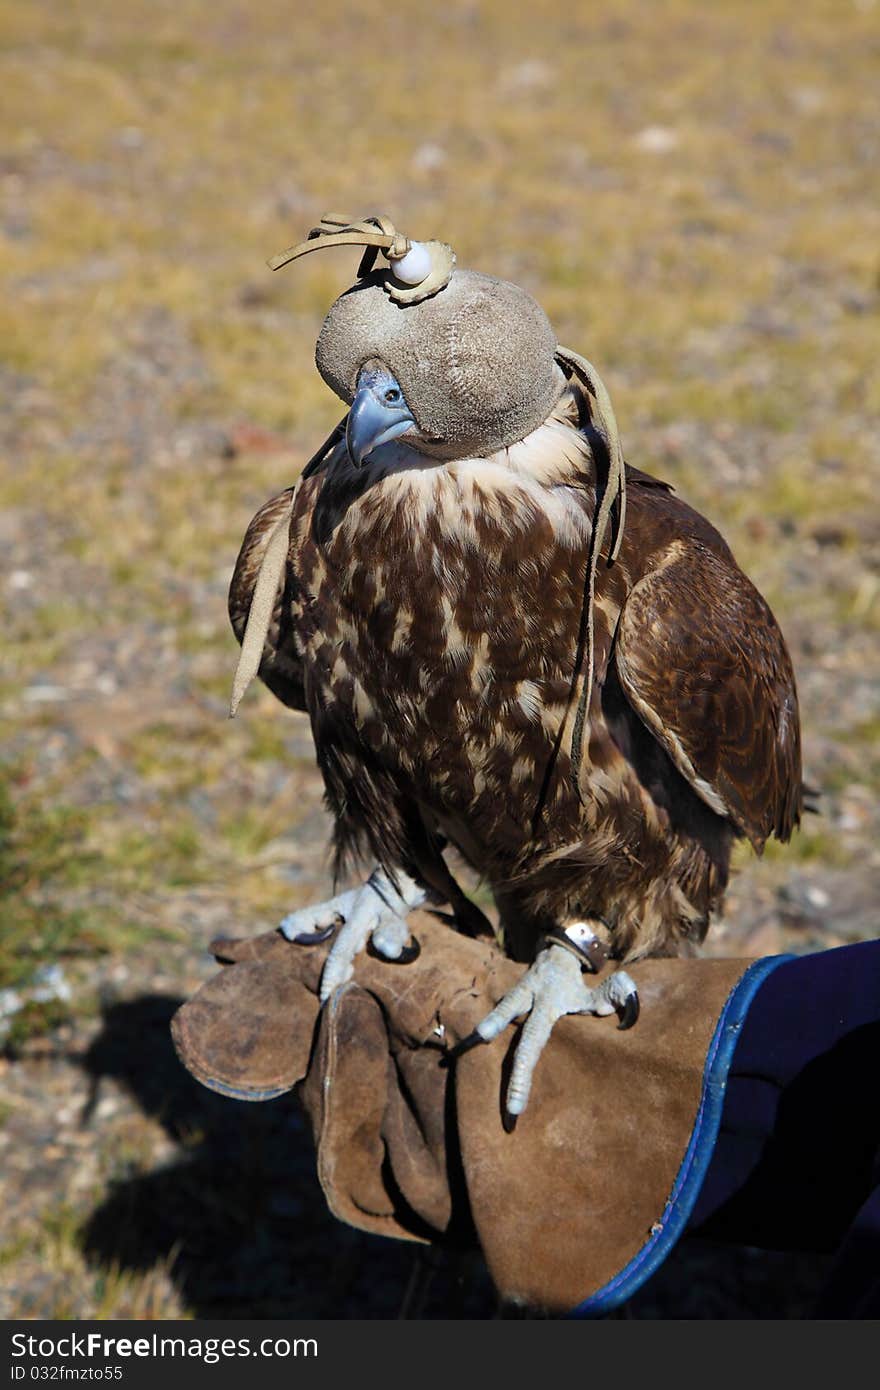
xmin=228 ymin=218 xmax=803 ymax=1123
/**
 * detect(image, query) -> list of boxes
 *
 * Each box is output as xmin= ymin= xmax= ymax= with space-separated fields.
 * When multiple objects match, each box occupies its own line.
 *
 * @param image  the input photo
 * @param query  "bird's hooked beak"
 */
xmin=346 ymin=365 xmax=416 ymax=467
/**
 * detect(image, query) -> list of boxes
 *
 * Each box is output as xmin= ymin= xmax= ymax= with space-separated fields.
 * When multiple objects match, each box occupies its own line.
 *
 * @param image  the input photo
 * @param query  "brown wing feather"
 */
xmin=614 ymin=539 xmax=803 ymax=850
xmin=228 ymin=488 xmax=307 ymax=712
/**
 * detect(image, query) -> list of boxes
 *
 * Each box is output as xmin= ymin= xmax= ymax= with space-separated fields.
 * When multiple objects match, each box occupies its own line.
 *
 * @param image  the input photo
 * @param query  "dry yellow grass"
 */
xmin=1 ymin=0 xmax=877 ymax=1318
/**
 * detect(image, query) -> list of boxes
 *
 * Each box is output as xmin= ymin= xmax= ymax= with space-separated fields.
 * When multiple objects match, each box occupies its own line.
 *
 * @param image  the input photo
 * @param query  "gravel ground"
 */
xmin=1 ymin=0 xmax=878 ymax=1319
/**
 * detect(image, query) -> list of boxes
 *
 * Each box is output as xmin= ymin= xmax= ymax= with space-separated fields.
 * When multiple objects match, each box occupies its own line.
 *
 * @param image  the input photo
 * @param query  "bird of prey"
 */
xmin=229 ymin=216 xmax=804 ymax=1125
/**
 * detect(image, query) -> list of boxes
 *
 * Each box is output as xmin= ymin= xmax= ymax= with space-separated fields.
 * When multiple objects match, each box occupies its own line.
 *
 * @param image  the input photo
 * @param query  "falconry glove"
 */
xmin=166 ymin=916 xmax=847 ymax=1312
xmin=173 ymin=927 xmax=880 ymax=1315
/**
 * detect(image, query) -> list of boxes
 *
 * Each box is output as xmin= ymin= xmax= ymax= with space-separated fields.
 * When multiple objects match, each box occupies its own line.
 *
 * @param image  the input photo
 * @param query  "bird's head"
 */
xmin=269 ymin=214 xmax=566 ymax=467
xmin=318 ymin=265 xmax=566 ymax=467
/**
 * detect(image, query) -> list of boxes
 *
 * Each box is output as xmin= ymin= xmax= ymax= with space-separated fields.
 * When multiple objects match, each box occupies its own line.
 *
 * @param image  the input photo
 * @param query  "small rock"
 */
xmin=222 ymin=422 xmax=289 ymax=458
xmin=810 ymin=524 xmax=847 ymax=548
xmin=841 ymin=291 xmax=874 ymax=315
xmin=0 ymin=988 xmax=23 ymax=1021
xmin=411 ymin=143 xmax=447 ymax=175
xmin=790 ymin=86 xmax=827 ymax=114
xmin=633 ymin=125 xmax=679 ymax=153
xmin=31 ymin=965 xmax=72 ymax=1005
xmin=238 ymin=282 xmax=274 ymax=309
xmin=778 ymin=876 xmax=831 ymax=921
xmin=499 ymin=60 xmax=553 ymax=93
xmin=93 ymin=1093 xmax=122 ymax=1123
xmin=117 ymin=126 xmax=144 ymax=150
xmin=22 ymin=685 xmax=68 ymax=704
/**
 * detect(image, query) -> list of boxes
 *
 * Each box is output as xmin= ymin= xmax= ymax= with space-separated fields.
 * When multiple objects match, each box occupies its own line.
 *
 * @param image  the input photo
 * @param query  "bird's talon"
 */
xmin=367 ymin=933 xmax=421 ymax=965
xmin=289 ymin=920 xmax=339 ymax=946
xmin=469 ymin=948 xmax=642 ymax=1124
xmin=446 ymin=1030 xmax=486 ymax=1061
xmin=502 ymin=1110 xmax=518 ymax=1134
xmin=395 ymin=935 xmax=421 ymax=964
xmin=617 ymin=989 xmax=640 ymax=1031
xmin=284 ymin=871 xmax=428 ymax=1000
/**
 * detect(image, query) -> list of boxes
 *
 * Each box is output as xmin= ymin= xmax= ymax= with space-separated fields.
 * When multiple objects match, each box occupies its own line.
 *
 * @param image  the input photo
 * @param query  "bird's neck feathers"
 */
xmin=327 ymin=386 xmax=595 ymax=555
xmin=476 ymin=387 xmax=592 ymax=489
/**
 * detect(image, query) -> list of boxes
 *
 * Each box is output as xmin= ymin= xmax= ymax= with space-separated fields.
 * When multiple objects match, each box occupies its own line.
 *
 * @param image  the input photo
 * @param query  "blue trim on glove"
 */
xmin=570 ymin=953 xmax=795 ymax=1318
xmin=191 ymin=1074 xmax=293 ymax=1102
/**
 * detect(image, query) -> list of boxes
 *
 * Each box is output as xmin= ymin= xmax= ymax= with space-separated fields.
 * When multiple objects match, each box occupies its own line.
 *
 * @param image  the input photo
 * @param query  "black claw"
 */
xmin=617 ymin=990 xmax=640 ymax=1031
xmin=290 ymin=922 xmax=338 ymax=946
xmin=502 ymin=1110 xmax=518 ymax=1134
xmin=367 ymin=933 xmax=421 ymax=965
xmin=446 ymin=1030 xmax=486 ymax=1061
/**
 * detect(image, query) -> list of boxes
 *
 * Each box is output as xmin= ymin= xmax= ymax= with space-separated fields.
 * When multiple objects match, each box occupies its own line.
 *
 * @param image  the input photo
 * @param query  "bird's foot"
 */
xmin=456 ymin=923 xmax=639 ymax=1128
xmin=279 ymin=869 xmax=426 ymax=1004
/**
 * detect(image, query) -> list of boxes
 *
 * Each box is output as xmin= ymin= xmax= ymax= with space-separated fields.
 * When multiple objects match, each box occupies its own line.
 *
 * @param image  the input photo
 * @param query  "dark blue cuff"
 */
xmin=570 ymin=953 xmax=792 ymax=1317
xmin=571 ymin=940 xmax=880 ymax=1318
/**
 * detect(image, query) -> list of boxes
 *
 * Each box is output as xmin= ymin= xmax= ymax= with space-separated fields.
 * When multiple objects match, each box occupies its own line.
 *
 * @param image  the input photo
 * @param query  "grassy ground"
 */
xmin=1 ymin=0 xmax=878 ymax=1318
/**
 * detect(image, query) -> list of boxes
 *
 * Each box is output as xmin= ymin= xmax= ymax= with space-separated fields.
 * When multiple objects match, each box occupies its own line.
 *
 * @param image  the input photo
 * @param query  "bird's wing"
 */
xmin=228 ymin=487 xmax=306 ymax=713
xmin=228 ymin=422 xmax=352 ymax=715
xmin=614 ymin=539 xmax=803 ymax=849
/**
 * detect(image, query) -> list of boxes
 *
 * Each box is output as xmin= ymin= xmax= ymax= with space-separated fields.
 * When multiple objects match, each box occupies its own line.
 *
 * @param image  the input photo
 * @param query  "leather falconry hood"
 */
xmin=273 ymin=212 xmax=566 ymax=459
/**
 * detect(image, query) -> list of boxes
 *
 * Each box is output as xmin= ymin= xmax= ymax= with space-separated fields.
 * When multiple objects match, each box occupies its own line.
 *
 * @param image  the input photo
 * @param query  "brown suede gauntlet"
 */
xmin=172 ymin=913 xmax=759 ymax=1313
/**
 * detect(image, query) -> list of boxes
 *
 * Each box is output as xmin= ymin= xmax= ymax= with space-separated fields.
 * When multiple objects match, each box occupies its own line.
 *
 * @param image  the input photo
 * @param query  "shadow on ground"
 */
xmin=76 ymin=995 xmax=496 ymax=1319
xmin=74 ymin=995 xmax=832 ymax=1319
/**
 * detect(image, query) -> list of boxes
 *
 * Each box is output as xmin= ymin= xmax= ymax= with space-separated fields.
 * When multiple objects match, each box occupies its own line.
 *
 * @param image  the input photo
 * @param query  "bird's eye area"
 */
xmin=384 ymin=387 xmax=401 ymax=404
